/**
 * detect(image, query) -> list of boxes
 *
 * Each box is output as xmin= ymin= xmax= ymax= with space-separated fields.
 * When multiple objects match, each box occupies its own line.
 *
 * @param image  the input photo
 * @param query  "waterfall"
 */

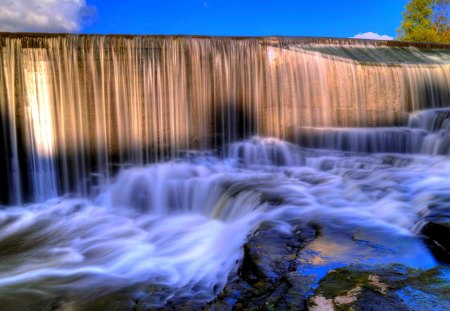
xmin=1 ymin=34 xmax=450 ymax=309
xmin=1 ymin=35 xmax=450 ymax=203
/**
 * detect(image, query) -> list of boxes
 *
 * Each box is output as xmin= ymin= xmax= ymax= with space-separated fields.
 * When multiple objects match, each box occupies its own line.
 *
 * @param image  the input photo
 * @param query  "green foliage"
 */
xmin=432 ymin=0 xmax=450 ymax=43
xmin=397 ymin=0 xmax=450 ymax=43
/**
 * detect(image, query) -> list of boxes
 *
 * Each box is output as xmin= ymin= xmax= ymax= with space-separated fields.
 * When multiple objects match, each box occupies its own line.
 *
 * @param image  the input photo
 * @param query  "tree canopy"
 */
xmin=397 ymin=0 xmax=450 ymax=43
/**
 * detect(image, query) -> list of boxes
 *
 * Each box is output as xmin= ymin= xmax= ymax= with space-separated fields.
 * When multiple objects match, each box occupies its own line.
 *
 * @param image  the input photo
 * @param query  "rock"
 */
xmin=202 ymin=221 xmax=450 ymax=311
xmin=307 ymin=264 xmax=450 ymax=311
xmin=204 ymin=221 xmax=318 ymax=310
xmin=422 ymin=222 xmax=450 ymax=262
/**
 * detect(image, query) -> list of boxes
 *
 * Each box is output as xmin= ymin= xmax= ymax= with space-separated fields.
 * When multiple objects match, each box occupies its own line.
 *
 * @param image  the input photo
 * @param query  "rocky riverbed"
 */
xmin=200 ymin=221 xmax=450 ymax=311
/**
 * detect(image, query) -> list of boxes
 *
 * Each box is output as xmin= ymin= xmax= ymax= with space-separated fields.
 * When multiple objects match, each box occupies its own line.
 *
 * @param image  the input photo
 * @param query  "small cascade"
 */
xmin=409 ymin=109 xmax=450 ymax=155
xmin=228 ymin=137 xmax=304 ymax=166
xmin=295 ymin=108 xmax=450 ymax=155
xmin=296 ymin=127 xmax=428 ymax=154
xmin=408 ymin=109 xmax=450 ymax=131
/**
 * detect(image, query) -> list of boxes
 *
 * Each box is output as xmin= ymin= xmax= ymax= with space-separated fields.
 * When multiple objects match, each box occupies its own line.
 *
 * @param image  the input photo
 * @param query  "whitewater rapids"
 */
xmin=0 ymin=138 xmax=446 ymax=309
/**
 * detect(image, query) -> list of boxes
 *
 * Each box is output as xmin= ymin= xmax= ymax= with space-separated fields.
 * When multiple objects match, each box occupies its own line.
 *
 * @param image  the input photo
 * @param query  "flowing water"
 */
xmin=0 ymin=35 xmax=450 ymax=309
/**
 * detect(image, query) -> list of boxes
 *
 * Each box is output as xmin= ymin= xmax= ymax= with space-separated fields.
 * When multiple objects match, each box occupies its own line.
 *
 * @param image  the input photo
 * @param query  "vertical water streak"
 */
xmin=0 ymin=39 xmax=23 ymax=204
xmin=22 ymin=46 xmax=57 ymax=202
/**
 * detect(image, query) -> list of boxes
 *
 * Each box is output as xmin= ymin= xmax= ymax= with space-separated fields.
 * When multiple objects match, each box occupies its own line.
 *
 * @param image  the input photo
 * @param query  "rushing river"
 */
xmin=1 ymin=134 xmax=449 ymax=309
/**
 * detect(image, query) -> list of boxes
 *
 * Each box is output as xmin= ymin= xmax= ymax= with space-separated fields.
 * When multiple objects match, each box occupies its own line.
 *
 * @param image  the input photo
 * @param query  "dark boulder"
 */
xmin=422 ymin=222 xmax=450 ymax=262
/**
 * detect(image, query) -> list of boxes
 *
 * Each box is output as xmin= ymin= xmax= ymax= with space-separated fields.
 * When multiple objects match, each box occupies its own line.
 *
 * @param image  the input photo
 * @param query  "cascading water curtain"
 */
xmin=0 ymin=35 xmax=449 ymax=204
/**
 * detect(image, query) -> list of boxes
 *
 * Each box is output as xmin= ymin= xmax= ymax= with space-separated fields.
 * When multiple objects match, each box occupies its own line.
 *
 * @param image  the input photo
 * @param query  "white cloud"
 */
xmin=0 ymin=0 xmax=94 ymax=33
xmin=352 ymin=32 xmax=394 ymax=41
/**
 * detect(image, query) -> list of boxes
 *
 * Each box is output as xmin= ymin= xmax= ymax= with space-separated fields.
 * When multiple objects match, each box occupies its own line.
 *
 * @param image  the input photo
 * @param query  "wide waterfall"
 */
xmin=1 ymin=34 xmax=450 ymax=204
xmin=0 ymin=34 xmax=450 ymax=310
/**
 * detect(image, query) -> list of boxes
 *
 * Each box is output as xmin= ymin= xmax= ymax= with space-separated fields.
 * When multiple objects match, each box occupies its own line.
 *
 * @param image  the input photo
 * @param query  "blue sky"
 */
xmin=82 ymin=0 xmax=406 ymax=38
xmin=0 ymin=0 xmax=408 ymax=39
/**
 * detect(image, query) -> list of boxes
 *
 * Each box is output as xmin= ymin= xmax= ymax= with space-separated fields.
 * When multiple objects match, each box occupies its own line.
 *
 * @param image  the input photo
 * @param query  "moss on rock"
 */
xmin=307 ymin=265 xmax=450 ymax=311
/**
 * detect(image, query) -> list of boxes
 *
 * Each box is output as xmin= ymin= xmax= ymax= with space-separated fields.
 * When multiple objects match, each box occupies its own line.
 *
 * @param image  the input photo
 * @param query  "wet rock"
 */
xmin=307 ymin=268 xmax=408 ymax=311
xmin=307 ymin=264 xmax=450 ymax=311
xmin=204 ymin=222 xmax=317 ymax=310
xmin=203 ymin=222 xmax=450 ymax=311
xmin=422 ymin=222 xmax=450 ymax=261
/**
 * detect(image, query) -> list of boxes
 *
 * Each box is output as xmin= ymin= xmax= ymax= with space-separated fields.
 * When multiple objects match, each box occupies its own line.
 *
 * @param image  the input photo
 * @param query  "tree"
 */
xmin=397 ymin=0 xmax=450 ymax=43
xmin=431 ymin=0 xmax=450 ymax=43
